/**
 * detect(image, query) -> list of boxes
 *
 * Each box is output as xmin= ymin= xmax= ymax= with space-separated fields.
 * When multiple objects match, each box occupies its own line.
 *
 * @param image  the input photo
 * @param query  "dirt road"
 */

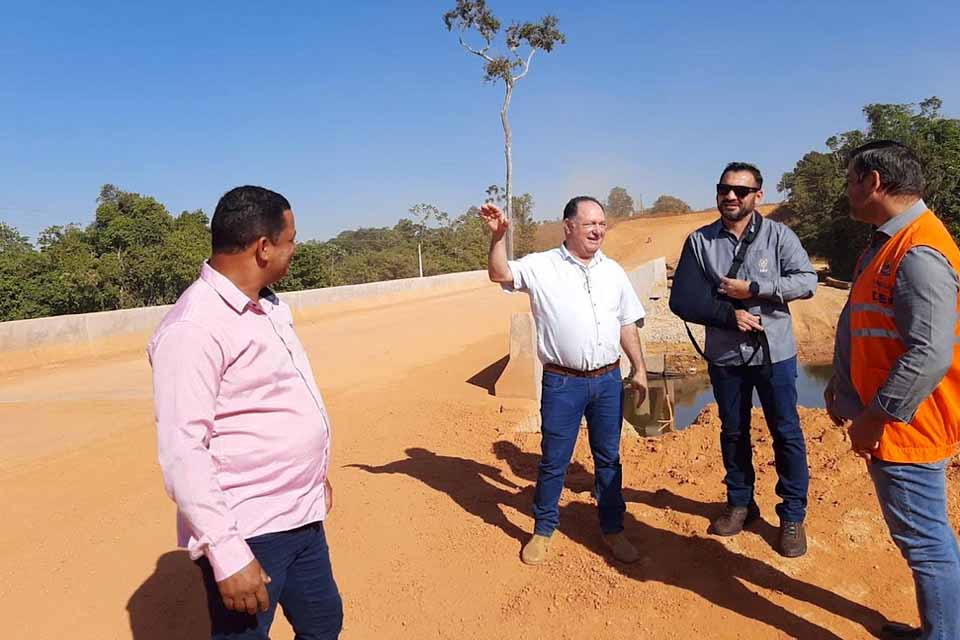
xmin=2 ymin=208 xmax=946 ymax=639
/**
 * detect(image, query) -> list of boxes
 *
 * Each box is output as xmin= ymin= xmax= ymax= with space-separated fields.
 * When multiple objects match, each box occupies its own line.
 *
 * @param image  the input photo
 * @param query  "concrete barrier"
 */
xmin=279 ymin=270 xmax=490 ymax=311
xmin=496 ymin=312 xmax=542 ymax=403
xmin=0 ymin=269 xmax=492 ymax=374
xmin=625 ymin=256 xmax=667 ymax=301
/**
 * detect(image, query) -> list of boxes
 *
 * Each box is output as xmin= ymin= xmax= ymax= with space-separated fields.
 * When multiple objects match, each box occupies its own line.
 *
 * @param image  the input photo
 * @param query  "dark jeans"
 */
xmin=533 ymin=367 xmax=625 ymax=536
xmin=870 ymin=459 xmax=960 ymax=640
xmin=708 ymin=356 xmax=809 ymax=523
xmin=198 ymin=522 xmax=343 ymax=640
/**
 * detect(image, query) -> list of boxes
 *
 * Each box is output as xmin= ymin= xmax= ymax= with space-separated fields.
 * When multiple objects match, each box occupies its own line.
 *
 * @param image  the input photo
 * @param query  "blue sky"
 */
xmin=3 ymin=1 xmax=959 ymax=243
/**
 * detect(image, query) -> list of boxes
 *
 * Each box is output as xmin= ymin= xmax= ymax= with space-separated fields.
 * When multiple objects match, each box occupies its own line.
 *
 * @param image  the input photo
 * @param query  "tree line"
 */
xmin=0 ymin=187 xmax=540 ymax=322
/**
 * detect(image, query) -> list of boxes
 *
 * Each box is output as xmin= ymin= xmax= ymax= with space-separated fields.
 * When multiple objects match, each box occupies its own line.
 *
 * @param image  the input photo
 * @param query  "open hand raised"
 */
xmin=479 ymin=203 xmax=510 ymax=237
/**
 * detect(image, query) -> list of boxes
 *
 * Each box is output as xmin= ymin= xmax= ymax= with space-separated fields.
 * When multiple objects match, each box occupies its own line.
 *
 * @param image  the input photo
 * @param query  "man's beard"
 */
xmin=720 ymin=206 xmax=751 ymax=222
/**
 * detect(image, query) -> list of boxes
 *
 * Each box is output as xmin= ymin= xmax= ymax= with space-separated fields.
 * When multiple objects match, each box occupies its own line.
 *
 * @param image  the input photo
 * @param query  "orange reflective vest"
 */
xmin=850 ymin=210 xmax=960 ymax=463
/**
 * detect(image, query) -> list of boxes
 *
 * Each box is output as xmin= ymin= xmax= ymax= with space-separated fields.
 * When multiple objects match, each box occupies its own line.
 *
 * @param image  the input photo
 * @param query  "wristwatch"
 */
xmin=749 ymin=281 xmax=760 ymax=296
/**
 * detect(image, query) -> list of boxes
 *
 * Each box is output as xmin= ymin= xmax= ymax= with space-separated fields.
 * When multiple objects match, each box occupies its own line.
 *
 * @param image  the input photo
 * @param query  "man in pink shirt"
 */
xmin=148 ymin=186 xmax=342 ymax=639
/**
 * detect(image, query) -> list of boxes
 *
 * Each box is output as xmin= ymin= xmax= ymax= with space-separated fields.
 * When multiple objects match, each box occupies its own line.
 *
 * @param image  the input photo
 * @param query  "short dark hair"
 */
xmin=848 ymin=140 xmax=924 ymax=197
xmin=720 ymin=162 xmax=763 ymax=188
xmin=211 ymin=186 xmax=291 ymax=254
xmin=563 ymin=196 xmax=605 ymax=220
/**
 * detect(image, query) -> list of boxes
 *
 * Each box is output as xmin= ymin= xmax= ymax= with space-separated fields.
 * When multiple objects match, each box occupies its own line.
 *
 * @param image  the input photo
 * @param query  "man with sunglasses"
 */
xmin=670 ymin=162 xmax=817 ymax=557
xmin=481 ymin=196 xmax=648 ymax=566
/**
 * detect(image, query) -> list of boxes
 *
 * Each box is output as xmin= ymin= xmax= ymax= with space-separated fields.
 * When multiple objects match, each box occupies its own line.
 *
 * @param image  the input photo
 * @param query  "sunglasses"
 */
xmin=716 ymin=183 xmax=760 ymax=198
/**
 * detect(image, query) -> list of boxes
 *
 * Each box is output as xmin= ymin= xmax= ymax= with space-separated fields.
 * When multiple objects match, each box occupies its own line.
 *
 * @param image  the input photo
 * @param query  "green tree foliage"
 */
xmin=778 ymin=97 xmax=960 ymax=279
xmin=649 ymin=195 xmax=691 ymax=215
xmin=1 ymin=186 xmax=499 ymax=321
xmin=606 ymin=187 xmax=636 ymax=218
xmin=0 ymin=222 xmax=46 ymax=320
xmin=0 ymin=186 xmax=211 ymax=321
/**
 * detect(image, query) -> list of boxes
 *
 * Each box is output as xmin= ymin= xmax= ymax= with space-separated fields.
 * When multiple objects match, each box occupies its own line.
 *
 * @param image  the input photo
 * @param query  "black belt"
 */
xmin=543 ymin=360 xmax=620 ymax=378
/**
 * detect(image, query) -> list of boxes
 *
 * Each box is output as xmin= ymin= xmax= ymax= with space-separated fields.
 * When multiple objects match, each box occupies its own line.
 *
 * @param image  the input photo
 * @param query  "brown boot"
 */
xmin=710 ymin=504 xmax=760 ymax=536
xmin=778 ymin=521 xmax=807 ymax=558
xmin=521 ymin=533 xmax=553 ymax=565
xmin=602 ymin=532 xmax=639 ymax=564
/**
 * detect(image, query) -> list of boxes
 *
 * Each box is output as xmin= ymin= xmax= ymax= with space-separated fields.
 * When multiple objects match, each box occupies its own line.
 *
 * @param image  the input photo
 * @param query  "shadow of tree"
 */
xmin=351 ymin=441 xmax=888 ymax=639
xmin=127 ymin=550 xmax=209 ymax=640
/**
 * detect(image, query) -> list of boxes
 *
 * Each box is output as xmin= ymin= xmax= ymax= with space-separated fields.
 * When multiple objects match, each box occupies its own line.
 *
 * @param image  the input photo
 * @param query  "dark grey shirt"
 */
xmin=684 ymin=212 xmax=817 ymax=365
xmin=832 ymin=199 xmax=959 ymax=422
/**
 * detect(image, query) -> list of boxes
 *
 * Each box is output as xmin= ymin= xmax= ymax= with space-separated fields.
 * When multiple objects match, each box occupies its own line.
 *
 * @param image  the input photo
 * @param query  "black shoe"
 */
xmin=880 ymin=622 xmax=922 ymax=639
xmin=778 ymin=521 xmax=807 ymax=558
xmin=710 ymin=504 xmax=760 ymax=536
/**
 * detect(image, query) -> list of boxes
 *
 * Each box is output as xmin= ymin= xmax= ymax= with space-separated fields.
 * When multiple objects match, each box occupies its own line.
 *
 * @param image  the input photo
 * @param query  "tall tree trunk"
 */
xmin=501 ymin=82 xmax=514 ymax=260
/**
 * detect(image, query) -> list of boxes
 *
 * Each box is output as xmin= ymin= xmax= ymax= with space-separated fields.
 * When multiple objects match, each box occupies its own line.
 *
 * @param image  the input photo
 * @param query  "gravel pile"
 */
xmin=640 ymin=296 xmax=703 ymax=346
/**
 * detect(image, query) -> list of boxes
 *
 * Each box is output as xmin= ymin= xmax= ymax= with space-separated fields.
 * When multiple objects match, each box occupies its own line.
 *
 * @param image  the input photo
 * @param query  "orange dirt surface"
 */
xmin=4 ymin=207 xmax=947 ymax=640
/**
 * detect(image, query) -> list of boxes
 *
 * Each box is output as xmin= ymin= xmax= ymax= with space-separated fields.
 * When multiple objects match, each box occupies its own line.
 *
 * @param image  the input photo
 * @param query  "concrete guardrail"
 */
xmin=0 ymin=269 xmax=491 ymax=373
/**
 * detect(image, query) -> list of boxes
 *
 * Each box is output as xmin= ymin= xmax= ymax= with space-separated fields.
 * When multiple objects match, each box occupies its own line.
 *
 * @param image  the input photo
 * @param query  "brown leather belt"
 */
xmin=543 ymin=359 xmax=620 ymax=378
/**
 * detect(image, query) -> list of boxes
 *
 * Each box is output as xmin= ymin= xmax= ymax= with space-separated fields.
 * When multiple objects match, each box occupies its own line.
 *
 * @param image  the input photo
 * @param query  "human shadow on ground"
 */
xmin=465 ymin=355 xmax=510 ymax=395
xmin=127 ymin=550 xmax=209 ymax=640
xmin=355 ymin=441 xmax=888 ymax=639
xmin=625 ymin=486 xmax=781 ymax=549
xmin=348 ymin=447 xmax=531 ymax=544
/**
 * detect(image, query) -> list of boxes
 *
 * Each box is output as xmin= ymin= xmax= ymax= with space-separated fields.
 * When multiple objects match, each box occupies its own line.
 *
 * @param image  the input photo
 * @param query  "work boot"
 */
xmin=880 ymin=622 xmax=922 ymax=639
xmin=521 ymin=533 xmax=553 ymax=565
xmin=709 ymin=504 xmax=760 ymax=536
xmin=778 ymin=521 xmax=807 ymax=558
xmin=602 ymin=532 xmax=639 ymax=563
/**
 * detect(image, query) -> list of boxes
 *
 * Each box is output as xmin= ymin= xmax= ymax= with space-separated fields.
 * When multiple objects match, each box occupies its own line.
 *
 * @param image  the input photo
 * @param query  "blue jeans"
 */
xmin=708 ymin=356 xmax=809 ymax=523
xmin=870 ymin=459 xmax=960 ymax=640
xmin=198 ymin=522 xmax=343 ymax=640
xmin=534 ymin=367 xmax=625 ymax=536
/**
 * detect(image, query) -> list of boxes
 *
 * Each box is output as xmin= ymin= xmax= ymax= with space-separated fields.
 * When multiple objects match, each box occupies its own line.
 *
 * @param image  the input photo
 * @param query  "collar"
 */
xmin=875 ymin=199 xmax=928 ymax=239
xmin=559 ymin=242 xmax=605 ymax=268
xmin=200 ymin=261 xmax=261 ymax=314
xmin=717 ymin=210 xmax=758 ymax=241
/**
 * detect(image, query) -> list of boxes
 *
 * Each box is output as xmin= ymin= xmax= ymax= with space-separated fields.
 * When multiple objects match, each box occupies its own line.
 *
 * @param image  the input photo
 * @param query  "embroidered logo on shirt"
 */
xmin=758 ymin=257 xmax=769 ymax=273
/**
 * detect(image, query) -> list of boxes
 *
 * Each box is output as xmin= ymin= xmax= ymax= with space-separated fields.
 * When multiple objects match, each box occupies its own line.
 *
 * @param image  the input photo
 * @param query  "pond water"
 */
xmin=624 ymin=363 xmax=833 ymax=436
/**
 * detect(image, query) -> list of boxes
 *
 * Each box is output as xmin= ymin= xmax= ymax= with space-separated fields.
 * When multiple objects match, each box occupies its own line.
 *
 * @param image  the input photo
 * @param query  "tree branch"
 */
xmin=459 ymin=29 xmax=494 ymax=62
xmin=512 ymin=48 xmax=537 ymax=82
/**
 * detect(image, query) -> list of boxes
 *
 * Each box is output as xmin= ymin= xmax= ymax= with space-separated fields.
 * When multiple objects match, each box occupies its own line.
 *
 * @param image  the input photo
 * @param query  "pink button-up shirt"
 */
xmin=147 ymin=262 xmax=331 ymax=581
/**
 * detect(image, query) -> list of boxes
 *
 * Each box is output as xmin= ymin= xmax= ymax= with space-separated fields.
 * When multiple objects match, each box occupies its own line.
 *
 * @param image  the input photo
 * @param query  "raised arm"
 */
xmin=479 ymin=203 xmax=513 ymax=284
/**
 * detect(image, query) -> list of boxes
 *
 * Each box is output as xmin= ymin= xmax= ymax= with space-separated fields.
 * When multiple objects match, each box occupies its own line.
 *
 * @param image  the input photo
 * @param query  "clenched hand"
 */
xmin=218 ymin=558 xmax=272 ymax=615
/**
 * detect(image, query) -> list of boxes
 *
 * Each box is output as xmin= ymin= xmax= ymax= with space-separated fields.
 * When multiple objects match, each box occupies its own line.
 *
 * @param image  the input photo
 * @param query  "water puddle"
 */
xmin=624 ymin=363 xmax=833 ymax=436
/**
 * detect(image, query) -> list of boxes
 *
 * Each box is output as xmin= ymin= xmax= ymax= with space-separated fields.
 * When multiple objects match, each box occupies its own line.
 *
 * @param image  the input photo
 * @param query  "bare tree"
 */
xmin=444 ymin=0 xmax=565 ymax=259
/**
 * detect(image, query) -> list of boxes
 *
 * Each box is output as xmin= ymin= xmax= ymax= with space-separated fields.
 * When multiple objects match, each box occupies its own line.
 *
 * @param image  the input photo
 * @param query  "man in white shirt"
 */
xmin=481 ymin=196 xmax=648 ymax=565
